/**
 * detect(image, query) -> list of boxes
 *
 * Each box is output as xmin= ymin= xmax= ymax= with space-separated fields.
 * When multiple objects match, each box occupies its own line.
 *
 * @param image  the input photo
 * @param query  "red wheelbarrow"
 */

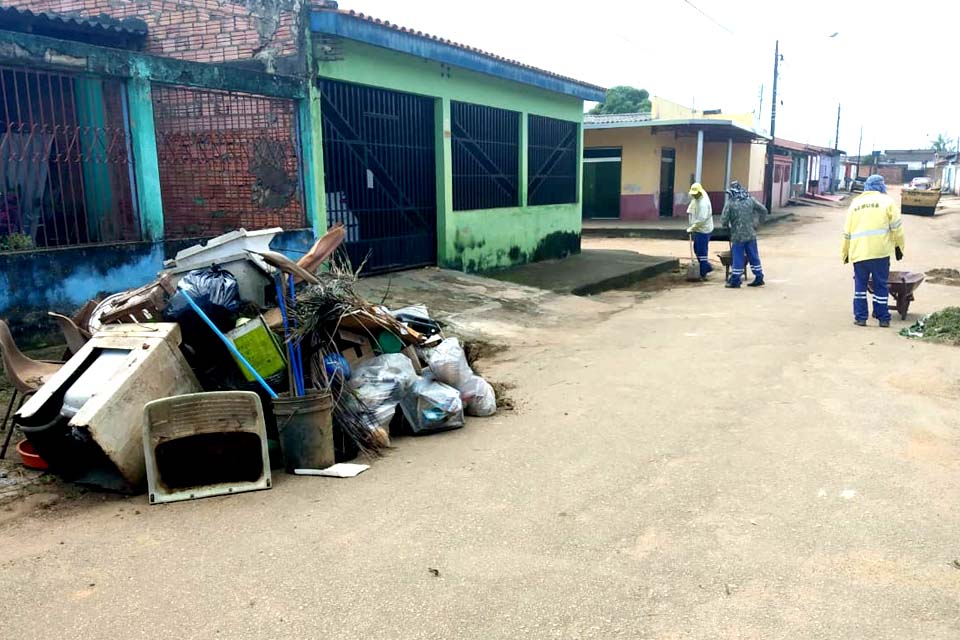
xmin=868 ymin=270 xmax=925 ymax=320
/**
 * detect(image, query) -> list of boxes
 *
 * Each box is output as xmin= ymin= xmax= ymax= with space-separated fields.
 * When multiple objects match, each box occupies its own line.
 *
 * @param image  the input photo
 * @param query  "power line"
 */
xmin=680 ymin=0 xmax=734 ymax=34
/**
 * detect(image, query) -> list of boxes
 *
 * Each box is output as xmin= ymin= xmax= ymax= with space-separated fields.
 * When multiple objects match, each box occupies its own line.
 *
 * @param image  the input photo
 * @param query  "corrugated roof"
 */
xmin=773 ymin=137 xmax=843 ymax=156
xmin=0 ymin=6 xmax=148 ymax=36
xmin=583 ymin=113 xmax=653 ymax=125
xmin=584 ymin=115 xmax=768 ymax=142
xmin=883 ymin=149 xmax=937 ymax=162
xmin=314 ymin=6 xmax=605 ymax=96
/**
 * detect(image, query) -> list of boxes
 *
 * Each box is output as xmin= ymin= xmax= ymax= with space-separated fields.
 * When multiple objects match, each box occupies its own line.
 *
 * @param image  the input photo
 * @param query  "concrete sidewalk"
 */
xmin=583 ymin=211 xmax=794 ymax=240
xmin=487 ymin=249 xmax=678 ymax=296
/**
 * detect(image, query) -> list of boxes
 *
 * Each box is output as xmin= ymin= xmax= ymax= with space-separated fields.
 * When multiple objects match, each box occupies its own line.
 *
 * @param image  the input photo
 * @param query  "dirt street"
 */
xmin=2 ymin=203 xmax=960 ymax=639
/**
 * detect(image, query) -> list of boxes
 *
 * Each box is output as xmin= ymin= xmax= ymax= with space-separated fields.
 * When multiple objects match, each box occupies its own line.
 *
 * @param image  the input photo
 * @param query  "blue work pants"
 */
xmin=729 ymin=239 xmax=762 ymax=286
xmin=853 ymin=257 xmax=890 ymax=322
xmin=693 ymin=232 xmax=713 ymax=277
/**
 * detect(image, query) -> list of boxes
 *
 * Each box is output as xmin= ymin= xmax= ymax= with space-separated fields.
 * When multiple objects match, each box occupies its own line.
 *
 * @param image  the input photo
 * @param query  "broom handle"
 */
xmin=179 ymin=290 xmax=278 ymax=399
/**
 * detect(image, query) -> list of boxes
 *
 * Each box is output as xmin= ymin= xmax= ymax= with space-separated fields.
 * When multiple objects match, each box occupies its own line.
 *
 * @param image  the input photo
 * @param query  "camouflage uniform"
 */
xmin=720 ymin=196 xmax=767 ymax=243
xmin=720 ymin=183 xmax=767 ymax=287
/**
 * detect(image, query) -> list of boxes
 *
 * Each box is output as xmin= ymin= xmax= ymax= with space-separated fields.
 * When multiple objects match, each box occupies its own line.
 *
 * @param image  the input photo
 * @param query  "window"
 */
xmin=0 ymin=66 xmax=140 ymax=252
xmin=451 ymin=101 xmax=519 ymax=211
xmin=527 ymin=115 xmax=578 ymax=206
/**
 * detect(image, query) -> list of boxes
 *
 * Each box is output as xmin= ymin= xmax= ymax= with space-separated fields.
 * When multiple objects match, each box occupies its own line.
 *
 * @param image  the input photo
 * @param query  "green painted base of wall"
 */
xmin=443 ymin=204 xmax=581 ymax=273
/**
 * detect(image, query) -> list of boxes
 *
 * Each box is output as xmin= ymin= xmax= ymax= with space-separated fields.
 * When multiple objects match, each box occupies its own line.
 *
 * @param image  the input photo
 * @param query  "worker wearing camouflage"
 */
xmin=720 ymin=181 xmax=767 ymax=288
xmin=841 ymin=174 xmax=906 ymax=327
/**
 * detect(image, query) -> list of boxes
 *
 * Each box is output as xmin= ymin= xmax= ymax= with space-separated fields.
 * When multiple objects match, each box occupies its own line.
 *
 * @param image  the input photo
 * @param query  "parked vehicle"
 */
xmin=850 ymin=177 xmax=866 ymax=193
xmin=902 ymin=188 xmax=941 ymax=215
xmin=909 ymin=177 xmax=933 ymax=190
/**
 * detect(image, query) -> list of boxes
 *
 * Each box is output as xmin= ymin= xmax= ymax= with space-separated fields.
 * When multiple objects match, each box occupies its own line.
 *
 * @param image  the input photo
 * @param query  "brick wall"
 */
xmin=152 ymin=84 xmax=305 ymax=239
xmin=0 ymin=0 xmax=306 ymax=73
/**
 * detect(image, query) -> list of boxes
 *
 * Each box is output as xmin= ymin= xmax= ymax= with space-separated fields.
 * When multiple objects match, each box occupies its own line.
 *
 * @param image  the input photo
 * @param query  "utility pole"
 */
xmin=833 ymin=103 xmax=840 ymax=192
xmin=763 ymin=40 xmax=780 ymax=213
xmin=855 ymin=126 xmax=863 ymax=179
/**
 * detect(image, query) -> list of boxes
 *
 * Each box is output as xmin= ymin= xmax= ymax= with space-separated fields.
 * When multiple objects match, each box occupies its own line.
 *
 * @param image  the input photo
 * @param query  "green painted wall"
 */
xmin=125 ymin=75 xmax=164 ymax=242
xmin=315 ymin=39 xmax=584 ymax=271
xmin=300 ymin=37 xmax=327 ymax=237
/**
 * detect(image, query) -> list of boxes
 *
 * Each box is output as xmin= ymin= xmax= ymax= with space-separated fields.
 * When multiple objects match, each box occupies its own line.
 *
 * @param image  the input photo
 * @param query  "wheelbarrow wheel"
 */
xmin=897 ymin=294 xmax=910 ymax=320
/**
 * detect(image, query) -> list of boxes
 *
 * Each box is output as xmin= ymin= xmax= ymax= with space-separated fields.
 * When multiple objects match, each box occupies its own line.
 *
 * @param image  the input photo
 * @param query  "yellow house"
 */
xmin=583 ymin=110 xmax=769 ymax=220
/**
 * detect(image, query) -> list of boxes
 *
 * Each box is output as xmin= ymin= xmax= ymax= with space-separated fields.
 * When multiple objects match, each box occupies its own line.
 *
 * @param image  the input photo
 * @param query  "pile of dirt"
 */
xmin=900 ymin=307 xmax=960 ymax=346
xmin=462 ymin=339 xmax=508 ymax=373
xmin=489 ymin=381 xmax=516 ymax=411
xmin=462 ymin=339 xmax=514 ymax=410
xmin=926 ymin=268 xmax=960 ymax=286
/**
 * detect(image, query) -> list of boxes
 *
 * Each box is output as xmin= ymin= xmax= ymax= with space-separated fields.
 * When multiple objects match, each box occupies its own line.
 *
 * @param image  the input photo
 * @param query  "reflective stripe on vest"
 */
xmin=849 ymin=228 xmax=888 ymax=239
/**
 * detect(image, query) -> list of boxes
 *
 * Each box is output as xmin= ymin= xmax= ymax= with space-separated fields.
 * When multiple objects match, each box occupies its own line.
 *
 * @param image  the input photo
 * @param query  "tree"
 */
xmin=589 ymin=86 xmax=651 ymax=115
xmin=930 ymin=133 xmax=954 ymax=154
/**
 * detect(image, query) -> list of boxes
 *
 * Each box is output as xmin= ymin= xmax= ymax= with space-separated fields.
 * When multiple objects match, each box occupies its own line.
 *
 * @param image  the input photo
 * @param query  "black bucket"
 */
xmin=272 ymin=390 xmax=334 ymax=473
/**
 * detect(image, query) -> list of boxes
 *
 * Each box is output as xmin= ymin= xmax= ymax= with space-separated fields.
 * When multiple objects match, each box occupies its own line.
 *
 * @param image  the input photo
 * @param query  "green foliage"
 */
xmin=930 ymin=133 xmax=954 ymax=154
xmin=901 ymin=307 xmax=960 ymax=346
xmin=589 ymin=86 xmax=651 ymax=115
xmin=0 ymin=233 xmax=34 ymax=252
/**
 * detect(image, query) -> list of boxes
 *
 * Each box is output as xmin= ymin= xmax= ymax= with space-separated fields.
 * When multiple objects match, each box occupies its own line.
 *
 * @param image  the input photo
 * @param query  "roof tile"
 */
xmin=321 ymin=7 xmax=604 ymax=94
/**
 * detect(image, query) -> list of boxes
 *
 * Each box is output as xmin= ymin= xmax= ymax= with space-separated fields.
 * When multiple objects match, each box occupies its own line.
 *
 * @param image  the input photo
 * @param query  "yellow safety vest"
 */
xmin=841 ymin=191 xmax=906 ymax=263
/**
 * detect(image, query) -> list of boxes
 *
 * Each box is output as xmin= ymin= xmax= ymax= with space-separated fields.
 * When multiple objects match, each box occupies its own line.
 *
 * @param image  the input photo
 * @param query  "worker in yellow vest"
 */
xmin=841 ymin=175 xmax=906 ymax=327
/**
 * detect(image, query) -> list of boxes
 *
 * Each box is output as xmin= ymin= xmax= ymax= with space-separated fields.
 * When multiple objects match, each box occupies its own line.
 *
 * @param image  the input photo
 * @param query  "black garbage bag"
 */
xmin=164 ymin=267 xmax=242 ymax=389
xmin=164 ymin=266 xmax=241 ymax=330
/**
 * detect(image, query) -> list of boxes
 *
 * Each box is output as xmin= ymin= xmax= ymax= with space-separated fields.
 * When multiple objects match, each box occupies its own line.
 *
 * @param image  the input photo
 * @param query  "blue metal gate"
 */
xmin=319 ymin=80 xmax=437 ymax=273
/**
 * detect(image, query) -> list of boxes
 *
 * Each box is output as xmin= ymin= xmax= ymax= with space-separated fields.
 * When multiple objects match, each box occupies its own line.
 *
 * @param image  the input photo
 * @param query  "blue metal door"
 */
xmin=319 ymin=80 xmax=437 ymax=273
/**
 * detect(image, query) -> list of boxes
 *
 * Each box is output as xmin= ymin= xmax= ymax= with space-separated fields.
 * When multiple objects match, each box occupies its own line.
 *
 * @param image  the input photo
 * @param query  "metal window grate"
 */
xmin=152 ymin=85 xmax=305 ymax=239
xmin=0 ymin=66 xmax=139 ymax=252
xmin=451 ymin=101 xmax=519 ymax=211
xmin=528 ymin=115 xmax=578 ymax=206
xmin=320 ymin=80 xmax=437 ymax=273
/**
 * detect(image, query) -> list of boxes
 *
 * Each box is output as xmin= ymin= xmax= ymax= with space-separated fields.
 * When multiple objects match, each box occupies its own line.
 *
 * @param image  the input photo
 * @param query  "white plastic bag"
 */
xmin=462 ymin=375 xmax=497 ymax=417
xmin=425 ymin=337 xmax=474 ymax=389
xmin=400 ymin=371 xmax=464 ymax=434
xmin=350 ymin=354 xmax=417 ymax=427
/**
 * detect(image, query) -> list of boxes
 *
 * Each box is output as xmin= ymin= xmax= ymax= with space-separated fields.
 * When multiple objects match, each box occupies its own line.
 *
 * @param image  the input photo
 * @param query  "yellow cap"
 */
xmin=689 ymin=183 xmax=705 ymax=197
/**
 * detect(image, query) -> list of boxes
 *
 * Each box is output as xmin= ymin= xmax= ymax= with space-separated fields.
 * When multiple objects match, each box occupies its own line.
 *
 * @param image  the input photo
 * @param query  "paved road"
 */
xmin=2 ymin=204 xmax=960 ymax=639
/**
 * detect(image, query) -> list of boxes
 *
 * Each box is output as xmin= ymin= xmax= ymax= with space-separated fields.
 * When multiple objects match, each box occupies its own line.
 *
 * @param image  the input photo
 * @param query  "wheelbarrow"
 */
xmin=717 ymin=250 xmax=732 ymax=280
xmin=717 ymin=245 xmax=748 ymax=282
xmin=867 ymin=271 xmax=925 ymax=320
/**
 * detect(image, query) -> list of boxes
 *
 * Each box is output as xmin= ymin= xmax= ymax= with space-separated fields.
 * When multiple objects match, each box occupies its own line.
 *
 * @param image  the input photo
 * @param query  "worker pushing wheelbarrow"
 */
xmin=841 ymin=175 xmax=908 ymax=327
xmin=715 ymin=181 xmax=767 ymax=288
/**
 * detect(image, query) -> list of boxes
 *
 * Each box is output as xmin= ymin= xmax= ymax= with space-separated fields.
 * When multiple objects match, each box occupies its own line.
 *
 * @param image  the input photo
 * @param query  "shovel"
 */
xmin=685 ymin=235 xmax=701 ymax=282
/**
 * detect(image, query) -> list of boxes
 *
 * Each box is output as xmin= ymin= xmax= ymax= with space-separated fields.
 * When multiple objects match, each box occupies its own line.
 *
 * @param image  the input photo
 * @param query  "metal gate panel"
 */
xmin=319 ymin=80 xmax=437 ymax=273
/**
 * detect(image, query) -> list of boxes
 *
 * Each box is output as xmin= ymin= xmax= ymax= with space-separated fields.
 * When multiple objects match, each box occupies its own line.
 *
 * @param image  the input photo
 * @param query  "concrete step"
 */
xmin=487 ymin=249 xmax=679 ymax=296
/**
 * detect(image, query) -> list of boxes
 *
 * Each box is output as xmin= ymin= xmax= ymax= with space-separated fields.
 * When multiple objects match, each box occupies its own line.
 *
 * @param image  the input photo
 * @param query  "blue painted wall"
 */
xmin=0 ymin=229 xmax=317 ymax=343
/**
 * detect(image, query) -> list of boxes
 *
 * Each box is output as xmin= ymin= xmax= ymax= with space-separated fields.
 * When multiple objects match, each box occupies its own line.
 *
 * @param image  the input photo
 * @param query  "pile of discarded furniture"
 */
xmin=0 ymin=225 xmax=496 ymax=504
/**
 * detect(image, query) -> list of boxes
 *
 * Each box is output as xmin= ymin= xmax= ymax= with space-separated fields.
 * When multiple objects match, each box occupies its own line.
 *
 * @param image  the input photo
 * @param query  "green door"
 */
xmin=582 ymin=148 xmax=622 ymax=219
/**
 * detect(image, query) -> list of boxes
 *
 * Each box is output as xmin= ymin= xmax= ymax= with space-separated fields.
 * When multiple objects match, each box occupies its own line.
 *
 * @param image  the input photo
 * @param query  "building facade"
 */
xmin=582 ymin=113 xmax=768 ymax=220
xmin=309 ymin=8 xmax=602 ymax=273
xmin=0 ymin=1 xmax=603 ymax=329
xmin=772 ymin=138 xmax=844 ymax=197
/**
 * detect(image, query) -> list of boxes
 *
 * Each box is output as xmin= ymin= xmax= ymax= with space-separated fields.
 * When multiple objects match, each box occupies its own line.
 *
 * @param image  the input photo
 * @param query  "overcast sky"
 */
xmin=338 ymin=0 xmax=960 ymax=154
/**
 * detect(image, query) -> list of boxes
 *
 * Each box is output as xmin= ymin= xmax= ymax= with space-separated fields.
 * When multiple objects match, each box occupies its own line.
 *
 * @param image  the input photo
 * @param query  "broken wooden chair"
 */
xmin=0 ymin=320 xmax=63 ymax=459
